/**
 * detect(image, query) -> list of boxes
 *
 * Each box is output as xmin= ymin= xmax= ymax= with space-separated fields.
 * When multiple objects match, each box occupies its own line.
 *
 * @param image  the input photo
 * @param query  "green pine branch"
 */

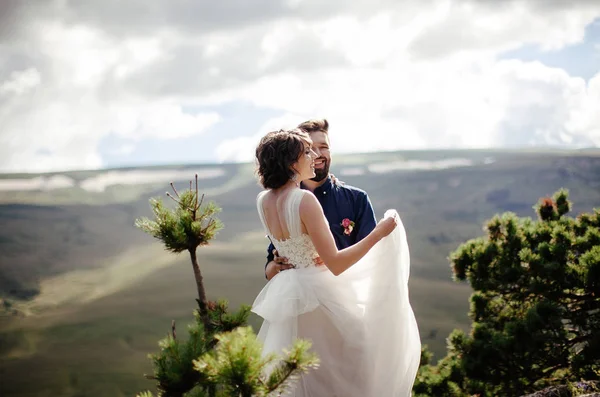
xmin=135 ymin=175 xmax=223 ymax=329
xmin=193 ymin=326 xmax=319 ymax=397
xmin=415 ymin=189 xmax=600 ymax=396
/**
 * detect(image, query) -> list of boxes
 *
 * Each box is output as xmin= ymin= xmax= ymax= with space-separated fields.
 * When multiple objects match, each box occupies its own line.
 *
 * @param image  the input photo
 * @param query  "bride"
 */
xmin=251 ymin=128 xmax=421 ymax=396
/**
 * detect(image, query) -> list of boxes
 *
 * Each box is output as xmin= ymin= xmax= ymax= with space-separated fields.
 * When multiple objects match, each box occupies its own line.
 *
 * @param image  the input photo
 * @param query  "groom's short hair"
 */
xmin=298 ymin=118 xmax=329 ymax=135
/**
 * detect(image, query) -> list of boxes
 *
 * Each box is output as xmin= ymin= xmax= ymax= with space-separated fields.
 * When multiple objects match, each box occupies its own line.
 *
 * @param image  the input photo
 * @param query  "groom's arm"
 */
xmin=264 ymin=243 xmax=294 ymax=280
xmin=355 ymin=192 xmax=377 ymax=243
xmin=264 ymin=243 xmax=276 ymax=279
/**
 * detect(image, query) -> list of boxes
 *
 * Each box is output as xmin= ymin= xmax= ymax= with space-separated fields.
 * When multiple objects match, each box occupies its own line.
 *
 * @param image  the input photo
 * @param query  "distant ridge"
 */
xmin=1 ymin=147 xmax=599 ymax=177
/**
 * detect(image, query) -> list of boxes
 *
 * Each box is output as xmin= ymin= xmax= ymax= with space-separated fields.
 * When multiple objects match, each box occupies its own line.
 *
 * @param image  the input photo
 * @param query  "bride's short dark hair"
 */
xmin=255 ymin=128 xmax=311 ymax=189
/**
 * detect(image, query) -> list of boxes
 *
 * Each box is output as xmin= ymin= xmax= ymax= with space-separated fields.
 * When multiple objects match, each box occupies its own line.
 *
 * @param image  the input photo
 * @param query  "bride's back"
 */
xmin=257 ymin=188 xmax=320 ymax=269
xmin=259 ymin=189 xmax=306 ymax=241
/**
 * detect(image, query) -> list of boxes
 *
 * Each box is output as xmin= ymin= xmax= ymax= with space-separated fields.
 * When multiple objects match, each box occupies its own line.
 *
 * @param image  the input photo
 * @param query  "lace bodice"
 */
xmin=257 ymin=189 xmax=320 ymax=269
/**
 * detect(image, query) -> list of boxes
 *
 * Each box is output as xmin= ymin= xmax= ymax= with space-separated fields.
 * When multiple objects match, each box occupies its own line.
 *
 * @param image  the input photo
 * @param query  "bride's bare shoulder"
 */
xmin=256 ymin=190 xmax=270 ymax=200
xmin=298 ymin=190 xmax=320 ymax=213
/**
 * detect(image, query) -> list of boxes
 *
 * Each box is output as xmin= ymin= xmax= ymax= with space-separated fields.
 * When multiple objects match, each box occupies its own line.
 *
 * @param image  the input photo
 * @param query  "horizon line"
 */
xmin=2 ymin=146 xmax=599 ymax=176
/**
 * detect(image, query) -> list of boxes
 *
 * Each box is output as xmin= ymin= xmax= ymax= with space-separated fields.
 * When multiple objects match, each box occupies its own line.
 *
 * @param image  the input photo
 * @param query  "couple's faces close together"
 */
xmin=293 ymin=131 xmax=331 ymax=183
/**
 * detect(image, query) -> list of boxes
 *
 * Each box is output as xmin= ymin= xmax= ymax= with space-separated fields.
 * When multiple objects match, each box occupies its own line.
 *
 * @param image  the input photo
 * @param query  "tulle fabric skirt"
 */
xmin=251 ymin=210 xmax=421 ymax=396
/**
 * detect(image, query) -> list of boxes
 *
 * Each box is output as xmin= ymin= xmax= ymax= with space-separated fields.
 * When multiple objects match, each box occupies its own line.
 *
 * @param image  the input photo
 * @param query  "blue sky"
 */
xmin=1 ymin=1 xmax=599 ymax=173
xmin=98 ymin=102 xmax=280 ymax=167
xmin=500 ymin=18 xmax=600 ymax=81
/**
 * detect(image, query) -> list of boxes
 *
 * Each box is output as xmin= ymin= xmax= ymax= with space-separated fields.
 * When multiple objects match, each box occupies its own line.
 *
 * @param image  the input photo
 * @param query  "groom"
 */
xmin=264 ymin=118 xmax=377 ymax=280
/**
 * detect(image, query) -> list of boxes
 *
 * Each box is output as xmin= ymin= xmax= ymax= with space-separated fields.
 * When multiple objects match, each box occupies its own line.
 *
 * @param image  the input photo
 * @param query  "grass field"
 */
xmin=1 ymin=149 xmax=599 ymax=396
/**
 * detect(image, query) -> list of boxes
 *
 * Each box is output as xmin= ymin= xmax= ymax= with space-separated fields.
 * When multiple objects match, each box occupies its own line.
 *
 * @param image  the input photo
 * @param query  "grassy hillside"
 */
xmin=0 ymin=149 xmax=599 ymax=396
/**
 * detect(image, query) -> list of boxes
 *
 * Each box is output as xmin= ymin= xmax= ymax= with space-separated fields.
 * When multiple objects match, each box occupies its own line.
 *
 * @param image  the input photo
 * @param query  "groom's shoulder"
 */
xmin=334 ymin=182 xmax=369 ymax=198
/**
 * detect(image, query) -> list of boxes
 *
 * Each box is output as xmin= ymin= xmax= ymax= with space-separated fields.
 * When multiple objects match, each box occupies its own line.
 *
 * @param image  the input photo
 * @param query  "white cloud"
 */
xmin=0 ymin=22 xmax=220 ymax=172
xmin=111 ymin=102 xmax=221 ymax=141
xmin=0 ymin=68 xmax=41 ymax=95
xmin=570 ymin=71 xmax=600 ymax=145
xmin=408 ymin=0 xmax=598 ymax=58
xmin=210 ymin=1 xmax=600 ymax=161
xmin=216 ymin=113 xmax=305 ymax=163
xmin=220 ymin=56 xmax=597 ymax=160
xmin=0 ymin=0 xmax=599 ymax=172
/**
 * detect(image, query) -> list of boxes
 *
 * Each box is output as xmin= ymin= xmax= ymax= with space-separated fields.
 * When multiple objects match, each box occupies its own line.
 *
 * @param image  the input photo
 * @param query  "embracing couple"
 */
xmin=251 ymin=119 xmax=421 ymax=396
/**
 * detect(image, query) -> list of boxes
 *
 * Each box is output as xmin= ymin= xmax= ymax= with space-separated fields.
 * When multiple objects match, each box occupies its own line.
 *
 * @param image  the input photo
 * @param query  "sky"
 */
xmin=0 ymin=0 xmax=599 ymax=173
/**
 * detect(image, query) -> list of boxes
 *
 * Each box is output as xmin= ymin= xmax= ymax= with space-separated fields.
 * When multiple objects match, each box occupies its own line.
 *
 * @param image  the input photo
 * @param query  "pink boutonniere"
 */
xmin=341 ymin=218 xmax=355 ymax=235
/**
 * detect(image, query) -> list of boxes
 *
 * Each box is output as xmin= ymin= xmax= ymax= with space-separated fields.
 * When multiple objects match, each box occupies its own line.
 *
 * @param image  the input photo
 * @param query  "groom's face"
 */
xmin=309 ymin=131 xmax=331 ymax=182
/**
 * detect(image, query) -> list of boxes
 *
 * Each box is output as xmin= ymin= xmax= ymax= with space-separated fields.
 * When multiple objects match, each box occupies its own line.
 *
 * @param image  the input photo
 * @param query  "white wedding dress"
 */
xmin=252 ymin=188 xmax=421 ymax=396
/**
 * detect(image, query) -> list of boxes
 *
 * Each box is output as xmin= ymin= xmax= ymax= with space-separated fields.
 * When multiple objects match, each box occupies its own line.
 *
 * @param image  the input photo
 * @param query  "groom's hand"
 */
xmin=265 ymin=250 xmax=295 ymax=280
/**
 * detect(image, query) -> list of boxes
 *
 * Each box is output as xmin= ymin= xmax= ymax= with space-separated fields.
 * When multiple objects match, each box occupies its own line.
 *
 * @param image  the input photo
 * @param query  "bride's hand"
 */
xmin=374 ymin=216 xmax=397 ymax=239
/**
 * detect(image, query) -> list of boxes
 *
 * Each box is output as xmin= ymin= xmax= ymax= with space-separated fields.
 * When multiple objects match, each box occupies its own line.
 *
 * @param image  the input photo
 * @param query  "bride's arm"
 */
xmin=300 ymin=192 xmax=395 ymax=276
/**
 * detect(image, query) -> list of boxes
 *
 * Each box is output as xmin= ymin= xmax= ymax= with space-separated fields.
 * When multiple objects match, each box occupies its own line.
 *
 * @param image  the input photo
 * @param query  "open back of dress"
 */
xmin=256 ymin=189 xmax=321 ymax=270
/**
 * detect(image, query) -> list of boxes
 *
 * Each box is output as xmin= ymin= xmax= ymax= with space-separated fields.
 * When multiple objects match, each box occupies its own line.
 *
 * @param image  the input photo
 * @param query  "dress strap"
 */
xmin=284 ymin=189 xmax=305 ymax=237
xmin=256 ymin=190 xmax=271 ymax=236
